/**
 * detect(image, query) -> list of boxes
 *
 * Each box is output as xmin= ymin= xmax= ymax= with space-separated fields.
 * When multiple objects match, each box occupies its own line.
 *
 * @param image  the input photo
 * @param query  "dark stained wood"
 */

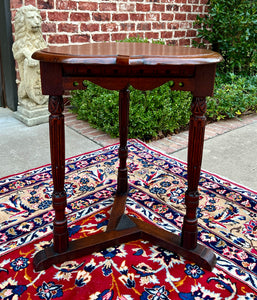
xmin=48 ymin=95 xmax=69 ymax=253
xmin=117 ymin=87 xmax=130 ymax=195
xmin=106 ymin=195 xmax=128 ymax=232
xmin=40 ymin=63 xmax=64 ymax=95
xmin=62 ymin=76 xmax=196 ymax=92
xmin=181 ymin=96 xmax=207 ymax=250
xmin=107 ymin=87 xmax=130 ymax=231
xmin=32 ymin=43 xmax=222 ymax=272
xmin=34 ymin=214 xmax=216 ymax=272
xmin=32 ymin=43 xmax=222 ymax=66
xmin=34 ymin=225 xmax=142 ymax=271
xmin=130 ymin=217 xmax=216 ymax=271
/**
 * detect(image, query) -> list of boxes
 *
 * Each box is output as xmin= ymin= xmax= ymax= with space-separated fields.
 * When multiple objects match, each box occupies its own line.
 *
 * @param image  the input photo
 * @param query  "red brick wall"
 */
xmin=10 ymin=0 xmax=209 ymax=47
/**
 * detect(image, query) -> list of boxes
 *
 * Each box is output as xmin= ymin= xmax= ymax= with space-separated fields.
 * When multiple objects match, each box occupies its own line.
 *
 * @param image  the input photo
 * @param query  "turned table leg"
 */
xmin=117 ymin=87 xmax=130 ymax=196
xmin=34 ymin=92 xmax=216 ymax=272
xmin=107 ymin=87 xmax=130 ymax=231
xmin=181 ymin=96 xmax=206 ymax=250
xmin=49 ymin=95 xmax=69 ymax=253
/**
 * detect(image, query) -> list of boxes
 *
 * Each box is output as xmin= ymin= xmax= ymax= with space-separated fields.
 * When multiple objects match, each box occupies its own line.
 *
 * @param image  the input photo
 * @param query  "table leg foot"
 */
xmin=34 ymin=215 xmax=216 ymax=272
xmin=130 ymin=217 xmax=216 ymax=271
xmin=33 ymin=226 xmax=141 ymax=272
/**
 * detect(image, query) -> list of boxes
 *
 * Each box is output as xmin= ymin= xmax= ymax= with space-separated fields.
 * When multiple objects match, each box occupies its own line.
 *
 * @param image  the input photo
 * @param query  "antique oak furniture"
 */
xmin=32 ymin=43 xmax=222 ymax=271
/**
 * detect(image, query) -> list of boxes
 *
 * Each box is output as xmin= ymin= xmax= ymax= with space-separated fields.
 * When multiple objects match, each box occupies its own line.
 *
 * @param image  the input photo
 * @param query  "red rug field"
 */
xmin=0 ymin=140 xmax=256 ymax=299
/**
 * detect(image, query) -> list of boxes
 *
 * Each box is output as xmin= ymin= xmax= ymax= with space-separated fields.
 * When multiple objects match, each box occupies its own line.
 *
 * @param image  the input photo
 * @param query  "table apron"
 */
xmin=62 ymin=76 xmax=196 ymax=92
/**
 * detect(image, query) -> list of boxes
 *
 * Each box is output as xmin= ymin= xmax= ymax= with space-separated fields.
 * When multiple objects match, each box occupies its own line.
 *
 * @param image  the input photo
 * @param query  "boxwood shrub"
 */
xmin=70 ymin=74 xmax=257 ymax=141
xmin=206 ymin=73 xmax=257 ymax=121
xmin=70 ymin=81 xmax=192 ymax=140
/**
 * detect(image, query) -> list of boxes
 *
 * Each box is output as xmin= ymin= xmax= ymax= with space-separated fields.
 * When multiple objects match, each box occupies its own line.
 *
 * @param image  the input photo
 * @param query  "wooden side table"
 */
xmin=32 ymin=43 xmax=222 ymax=271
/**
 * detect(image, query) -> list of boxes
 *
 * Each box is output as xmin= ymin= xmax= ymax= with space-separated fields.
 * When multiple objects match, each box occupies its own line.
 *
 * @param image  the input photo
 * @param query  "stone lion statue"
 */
xmin=12 ymin=5 xmax=48 ymax=107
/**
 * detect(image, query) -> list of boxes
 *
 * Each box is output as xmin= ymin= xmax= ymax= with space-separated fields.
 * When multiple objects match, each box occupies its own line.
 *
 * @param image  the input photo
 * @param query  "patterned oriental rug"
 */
xmin=0 ymin=140 xmax=257 ymax=300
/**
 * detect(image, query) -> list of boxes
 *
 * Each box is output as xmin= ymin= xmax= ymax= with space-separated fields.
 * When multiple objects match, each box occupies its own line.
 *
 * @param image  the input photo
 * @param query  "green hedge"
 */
xmin=70 ymin=74 xmax=257 ymax=140
xmin=70 ymin=81 xmax=192 ymax=140
xmin=194 ymin=0 xmax=257 ymax=74
xmin=206 ymin=73 xmax=257 ymax=121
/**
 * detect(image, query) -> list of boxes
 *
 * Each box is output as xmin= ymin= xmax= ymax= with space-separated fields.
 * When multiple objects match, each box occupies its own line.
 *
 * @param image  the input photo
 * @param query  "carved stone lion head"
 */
xmin=14 ymin=5 xmax=44 ymax=41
